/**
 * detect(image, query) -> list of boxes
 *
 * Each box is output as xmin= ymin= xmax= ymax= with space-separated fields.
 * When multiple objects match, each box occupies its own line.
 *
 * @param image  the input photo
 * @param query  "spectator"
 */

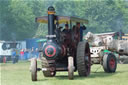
xmin=15 ymin=49 xmax=19 ymax=63
xmin=31 ymin=47 xmax=35 ymax=58
xmin=24 ymin=48 xmax=28 ymax=60
xmin=35 ymin=48 xmax=39 ymax=59
xmin=20 ymin=49 xmax=24 ymax=60
xmin=11 ymin=49 xmax=16 ymax=64
xmin=28 ymin=49 xmax=32 ymax=59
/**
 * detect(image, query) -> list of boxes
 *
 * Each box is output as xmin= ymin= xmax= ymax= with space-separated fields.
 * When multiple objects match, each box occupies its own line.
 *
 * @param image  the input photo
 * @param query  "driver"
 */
xmin=62 ymin=23 xmax=71 ymax=47
xmin=62 ymin=24 xmax=71 ymax=34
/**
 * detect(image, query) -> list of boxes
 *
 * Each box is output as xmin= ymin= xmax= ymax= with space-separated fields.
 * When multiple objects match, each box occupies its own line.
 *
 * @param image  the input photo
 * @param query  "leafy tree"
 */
xmin=0 ymin=0 xmax=12 ymax=40
xmin=0 ymin=0 xmax=128 ymax=40
xmin=53 ymin=0 xmax=124 ymax=34
xmin=10 ymin=1 xmax=36 ymax=40
xmin=114 ymin=0 xmax=128 ymax=33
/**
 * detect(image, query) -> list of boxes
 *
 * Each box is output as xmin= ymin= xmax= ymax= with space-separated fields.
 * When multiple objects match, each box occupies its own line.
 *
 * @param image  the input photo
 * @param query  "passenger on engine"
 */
xmin=76 ymin=22 xmax=86 ymax=41
xmin=62 ymin=24 xmax=71 ymax=34
xmin=55 ymin=26 xmax=63 ymax=43
xmin=62 ymin=23 xmax=72 ymax=46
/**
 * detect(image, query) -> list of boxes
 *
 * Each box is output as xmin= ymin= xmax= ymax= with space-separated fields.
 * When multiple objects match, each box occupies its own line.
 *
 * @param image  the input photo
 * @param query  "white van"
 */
xmin=0 ymin=41 xmax=26 ymax=62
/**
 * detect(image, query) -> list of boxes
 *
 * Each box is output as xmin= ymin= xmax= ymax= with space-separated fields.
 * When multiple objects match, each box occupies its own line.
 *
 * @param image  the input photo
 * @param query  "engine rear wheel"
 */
xmin=77 ymin=41 xmax=91 ymax=76
xmin=68 ymin=56 xmax=74 ymax=80
xmin=30 ymin=58 xmax=37 ymax=81
xmin=103 ymin=53 xmax=117 ymax=73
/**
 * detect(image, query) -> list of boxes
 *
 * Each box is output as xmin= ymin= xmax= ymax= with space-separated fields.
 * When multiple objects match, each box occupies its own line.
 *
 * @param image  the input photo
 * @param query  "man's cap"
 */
xmin=65 ymin=24 xmax=69 ymax=27
xmin=76 ymin=22 xmax=80 ymax=25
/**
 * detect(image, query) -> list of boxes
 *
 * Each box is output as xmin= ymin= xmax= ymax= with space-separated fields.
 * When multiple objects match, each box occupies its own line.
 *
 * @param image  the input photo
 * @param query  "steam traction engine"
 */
xmin=30 ymin=6 xmax=91 ymax=80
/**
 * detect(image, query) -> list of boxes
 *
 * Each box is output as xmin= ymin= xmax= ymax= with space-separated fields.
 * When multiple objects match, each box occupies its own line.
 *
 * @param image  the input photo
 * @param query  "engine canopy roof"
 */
xmin=36 ymin=16 xmax=88 ymax=24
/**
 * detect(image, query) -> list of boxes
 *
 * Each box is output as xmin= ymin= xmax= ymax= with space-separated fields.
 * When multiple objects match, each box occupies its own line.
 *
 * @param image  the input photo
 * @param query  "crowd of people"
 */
xmin=19 ymin=47 xmax=39 ymax=60
xmin=11 ymin=47 xmax=39 ymax=64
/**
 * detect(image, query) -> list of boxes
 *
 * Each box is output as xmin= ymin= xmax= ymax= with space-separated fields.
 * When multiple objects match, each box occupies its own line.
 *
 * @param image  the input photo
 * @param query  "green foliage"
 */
xmin=114 ymin=0 xmax=128 ymax=33
xmin=0 ymin=0 xmax=128 ymax=40
xmin=9 ymin=1 xmax=36 ymax=40
xmin=53 ymin=0 xmax=125 ymax=34
xmin=0 ymin=0 xmax=45 ymax=40
xmin=0 ymin=0 xmax=12 ymax=40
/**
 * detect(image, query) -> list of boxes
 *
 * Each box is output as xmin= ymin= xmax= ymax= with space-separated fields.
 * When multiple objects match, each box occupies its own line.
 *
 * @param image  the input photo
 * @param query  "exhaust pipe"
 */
xmin=47 ymin=6 xmax=56 ymax=39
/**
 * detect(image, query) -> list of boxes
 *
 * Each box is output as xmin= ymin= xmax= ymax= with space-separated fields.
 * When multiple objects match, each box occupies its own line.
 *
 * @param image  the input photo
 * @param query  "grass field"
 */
xmin=0 ymin=61 xmax=128 ymax=85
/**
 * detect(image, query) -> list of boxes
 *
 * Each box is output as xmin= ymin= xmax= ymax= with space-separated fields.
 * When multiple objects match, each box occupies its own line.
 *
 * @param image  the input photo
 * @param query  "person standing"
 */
xmin=76 ymin=22 xmax=86 ymax=41
xmin=35 ymin=48 xmax=39 ymax=59
xmin=24 ymin=48 xmax=28 ymax=60
xmin=15 ymin=49 xmax=19 ymax=63
xmin=31 ymin=47 xmax=35 ymax=58
xmin=20 ymin=49 xmax=24 ymax=60
xmin=62 ymin=24 xmax=71 ymax=34
xmin=11 ymin=49 xmax=16 ymax=64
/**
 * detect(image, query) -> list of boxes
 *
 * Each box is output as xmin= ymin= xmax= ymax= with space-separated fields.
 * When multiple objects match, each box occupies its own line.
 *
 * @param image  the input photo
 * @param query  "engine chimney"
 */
xmin=47 ymin=6 xmax=55 ymax=39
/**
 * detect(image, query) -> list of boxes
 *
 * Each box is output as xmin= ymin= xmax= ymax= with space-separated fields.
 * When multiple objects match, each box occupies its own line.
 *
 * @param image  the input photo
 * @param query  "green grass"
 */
xmin=1 ymin=61 xmax=128 ymax=85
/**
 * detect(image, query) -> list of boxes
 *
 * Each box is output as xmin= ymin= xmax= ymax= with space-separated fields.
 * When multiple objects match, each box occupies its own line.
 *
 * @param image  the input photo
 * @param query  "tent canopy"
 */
xmin=36 ymin=39 xmax=47 ymax=43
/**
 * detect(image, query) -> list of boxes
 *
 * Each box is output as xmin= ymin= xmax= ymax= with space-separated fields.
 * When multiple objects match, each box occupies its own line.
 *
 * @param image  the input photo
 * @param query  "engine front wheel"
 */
xmin=30 ymin=58 xmax=37 ymax=81
xmin=68 ymin=56 xmax=74 ymax=80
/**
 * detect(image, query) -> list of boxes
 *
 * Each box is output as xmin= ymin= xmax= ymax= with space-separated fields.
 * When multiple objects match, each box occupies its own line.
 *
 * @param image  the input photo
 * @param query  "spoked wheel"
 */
xmin=103 ymin=53 xmax=117 ymax=73
xmin=77 ymin=41 xmax=91 ymax=76
xmin=41 ymin=57 xmax=56 ymax=77
xmin=68 ymin=56 xmax=74 ymax=80
xmin=30 ymin=58 xmax=37 ymax=81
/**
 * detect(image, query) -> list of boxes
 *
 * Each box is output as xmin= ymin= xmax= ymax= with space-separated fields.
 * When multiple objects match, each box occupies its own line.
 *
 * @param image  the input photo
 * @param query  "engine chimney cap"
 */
xmin=48 ymin=6 xmax=55 ymax=11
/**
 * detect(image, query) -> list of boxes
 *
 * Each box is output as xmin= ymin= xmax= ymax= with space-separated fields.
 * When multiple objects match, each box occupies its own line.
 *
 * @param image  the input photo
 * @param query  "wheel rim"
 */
xmin=85 ymin=43 xmax=91 ymax=75
xmin=109 ymin=58 xmax=115 ymax=69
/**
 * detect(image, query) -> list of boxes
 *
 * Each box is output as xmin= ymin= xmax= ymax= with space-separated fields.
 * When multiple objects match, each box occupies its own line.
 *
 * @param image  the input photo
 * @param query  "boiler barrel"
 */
xmin=108 ymin=40 xmax=128 ymax=55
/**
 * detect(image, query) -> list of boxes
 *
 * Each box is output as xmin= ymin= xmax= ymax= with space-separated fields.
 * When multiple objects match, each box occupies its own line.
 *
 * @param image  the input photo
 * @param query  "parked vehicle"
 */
xmin=0 ymin=40 xmax=26 ymax=62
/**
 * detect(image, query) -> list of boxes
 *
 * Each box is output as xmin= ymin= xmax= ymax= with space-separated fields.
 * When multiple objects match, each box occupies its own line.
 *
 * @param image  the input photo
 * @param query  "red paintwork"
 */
xmin=61 ymin=45 xmax=66 ymax=57
xmin=109 ymin=58 xmax=115 ymax=68
xmin=45 ymin=45 xmax=56 ymax=57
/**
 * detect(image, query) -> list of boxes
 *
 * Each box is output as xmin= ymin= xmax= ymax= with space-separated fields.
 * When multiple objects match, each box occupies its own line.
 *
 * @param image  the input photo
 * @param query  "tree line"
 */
xmin=0 ymin=0 xmax=128 ymax=40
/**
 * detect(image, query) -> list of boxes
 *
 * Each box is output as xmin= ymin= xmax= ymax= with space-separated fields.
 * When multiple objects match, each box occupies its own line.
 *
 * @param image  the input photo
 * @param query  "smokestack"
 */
xmin=47 ymin=6 xmax=55 ymax=38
